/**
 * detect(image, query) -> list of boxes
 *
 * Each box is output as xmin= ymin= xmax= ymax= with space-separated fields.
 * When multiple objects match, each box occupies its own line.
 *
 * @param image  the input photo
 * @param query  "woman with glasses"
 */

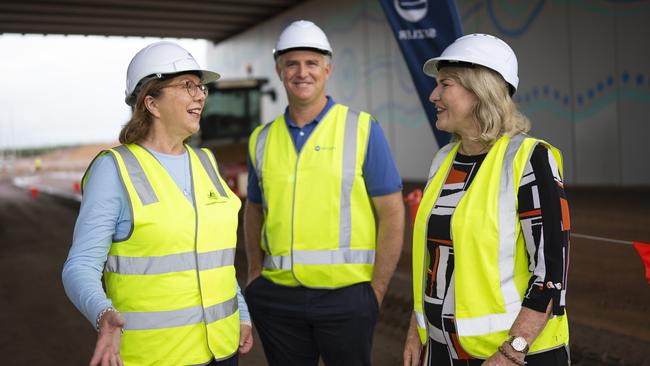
xmin=62 ymin=41 xmax=252 ymax=366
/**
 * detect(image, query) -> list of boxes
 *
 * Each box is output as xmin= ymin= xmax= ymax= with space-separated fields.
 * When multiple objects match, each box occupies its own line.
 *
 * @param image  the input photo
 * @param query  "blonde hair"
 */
xmin=439 ymin=65 xmax=530 ymax=145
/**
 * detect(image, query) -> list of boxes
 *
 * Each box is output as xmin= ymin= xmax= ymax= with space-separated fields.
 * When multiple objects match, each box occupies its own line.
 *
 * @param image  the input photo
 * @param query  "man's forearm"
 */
xmin=370 ymin=191 xmax=405 ymax=305
xmin=243 ymin=201 xmax=264 ymax=283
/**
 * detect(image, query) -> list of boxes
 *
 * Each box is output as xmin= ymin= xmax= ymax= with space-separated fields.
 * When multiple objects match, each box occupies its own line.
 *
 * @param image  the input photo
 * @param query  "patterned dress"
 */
xmin=420 ymin=145 xmax=571 ymax=366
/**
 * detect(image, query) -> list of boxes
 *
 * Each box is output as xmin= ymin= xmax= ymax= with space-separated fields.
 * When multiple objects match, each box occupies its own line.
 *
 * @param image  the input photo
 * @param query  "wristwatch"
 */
xmin=507 ymin=335 xmax=529 ymax=353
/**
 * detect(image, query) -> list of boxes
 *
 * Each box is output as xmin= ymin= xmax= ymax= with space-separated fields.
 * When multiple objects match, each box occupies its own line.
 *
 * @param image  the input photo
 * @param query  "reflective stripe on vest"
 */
xmin=339 ymin=109 xmax=360 ymax=249
xmin=253 ymin=123 xmax=273 ymax=254
xmin=114 ymin=145 xmax=159 ymax=205
xmin=122 ymin=296 xmax=237 ymax=331
xmin=250 ymin=104 xmax=376 ymax=288
xmin=194 ymin=148 xmax=228 ymax=198
xmin=106 ymin=248 xmax=236 ymax=275
xmin=263 ymin=248 xmax=375 ymax=270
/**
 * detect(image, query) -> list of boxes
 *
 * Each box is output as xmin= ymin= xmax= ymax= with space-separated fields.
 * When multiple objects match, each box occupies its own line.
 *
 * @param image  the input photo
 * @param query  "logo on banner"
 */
xmin=393 ymin=0 xmax=436 ymax=40
xmin=394 ymin=0 xmax=428 ymax=23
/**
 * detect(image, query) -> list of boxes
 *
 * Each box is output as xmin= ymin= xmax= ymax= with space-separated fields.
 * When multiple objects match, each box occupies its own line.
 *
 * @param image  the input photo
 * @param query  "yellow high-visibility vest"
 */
xmin=412 ymin=134 xmax=569 ymax=357
xmin=84 ymin=144 xmax=241 ymax=366
xmin=248 ymin=104 xmax=376 ymax=288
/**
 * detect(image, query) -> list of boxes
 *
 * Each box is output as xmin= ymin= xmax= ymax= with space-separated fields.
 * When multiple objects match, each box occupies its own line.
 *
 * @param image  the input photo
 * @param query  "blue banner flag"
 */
xmin=379 ymin=0 xmax=463 ymax=147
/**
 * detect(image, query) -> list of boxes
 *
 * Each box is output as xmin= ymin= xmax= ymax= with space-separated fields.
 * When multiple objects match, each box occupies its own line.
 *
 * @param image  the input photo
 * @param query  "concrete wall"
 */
xmin=206 ymin=0 xmax=650 ymax=186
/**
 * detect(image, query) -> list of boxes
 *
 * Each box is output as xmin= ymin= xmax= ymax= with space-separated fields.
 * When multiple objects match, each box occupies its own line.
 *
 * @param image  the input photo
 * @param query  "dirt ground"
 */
xmin=0 ymin=170 xmax=648 ymax=365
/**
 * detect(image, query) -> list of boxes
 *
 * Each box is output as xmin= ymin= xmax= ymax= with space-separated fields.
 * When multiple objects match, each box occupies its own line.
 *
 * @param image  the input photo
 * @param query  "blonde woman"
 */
xmin=404 ymin=34 xmax=570 ymax=366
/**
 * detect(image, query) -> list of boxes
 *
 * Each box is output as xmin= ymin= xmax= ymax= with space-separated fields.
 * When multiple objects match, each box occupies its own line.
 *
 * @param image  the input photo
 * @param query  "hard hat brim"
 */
xmin=199 ymin=70 xmax=221 ymax=84
xmin=422 ymin=58 xmax=439 ymax=77
xmin=423 ymin=57 xmax=473 ymax=78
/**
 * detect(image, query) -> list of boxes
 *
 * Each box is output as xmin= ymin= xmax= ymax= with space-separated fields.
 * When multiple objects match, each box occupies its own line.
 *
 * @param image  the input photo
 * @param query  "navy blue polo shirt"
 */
xmin=247 ymin=97 xmax=402 ymax=203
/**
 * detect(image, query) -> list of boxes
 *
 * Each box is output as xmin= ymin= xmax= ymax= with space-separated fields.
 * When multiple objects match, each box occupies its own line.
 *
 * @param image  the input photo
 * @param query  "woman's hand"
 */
xmin=239 ymin=323 xmax=254 ymax=354
xmin=481 ymin=352 xmax=509 ymax=365
xmin=481 ymin=343 xmax=525 ymax=366
xmin=90 ymin=310 xmax=125 ymax=366
xmin=403 ymin=313 xmax=422 ymax=366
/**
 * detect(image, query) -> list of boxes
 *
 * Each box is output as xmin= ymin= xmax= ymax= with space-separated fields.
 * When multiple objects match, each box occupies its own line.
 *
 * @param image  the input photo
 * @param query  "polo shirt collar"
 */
xmin=284 ymin=96 xmax=336 ymax=129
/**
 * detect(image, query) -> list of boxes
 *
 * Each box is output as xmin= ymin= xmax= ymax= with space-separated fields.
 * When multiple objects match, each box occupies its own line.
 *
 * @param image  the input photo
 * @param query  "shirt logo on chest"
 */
xmin=314 ymin=145 xmax=336 ymax=151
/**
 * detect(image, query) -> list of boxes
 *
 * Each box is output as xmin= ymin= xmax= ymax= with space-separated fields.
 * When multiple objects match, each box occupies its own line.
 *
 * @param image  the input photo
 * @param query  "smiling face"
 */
xmin=276 ymin=50 xmax=332 ymax=107
xmin=429 ymin=67 xmax=478 ymax=139
xmin=147 ymin=73 xmax=206 ymax=141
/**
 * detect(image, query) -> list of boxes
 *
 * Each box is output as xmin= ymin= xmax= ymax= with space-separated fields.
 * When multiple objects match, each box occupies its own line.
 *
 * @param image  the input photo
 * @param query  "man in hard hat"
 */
xmin=244 ymin=20 xmax=405 ymax=366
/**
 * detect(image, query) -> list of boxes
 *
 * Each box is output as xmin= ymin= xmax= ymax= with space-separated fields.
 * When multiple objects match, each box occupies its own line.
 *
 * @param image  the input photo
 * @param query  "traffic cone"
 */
xmin=30 ymin=187 xmax=39 ymax=199
xmin=73 ymin=181 xmax=81 ymax=193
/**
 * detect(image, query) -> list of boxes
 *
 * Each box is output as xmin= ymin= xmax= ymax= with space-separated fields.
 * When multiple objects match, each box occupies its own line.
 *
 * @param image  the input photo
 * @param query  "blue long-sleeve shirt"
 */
xmin=62 ymin=147 xmax=250 ymax=328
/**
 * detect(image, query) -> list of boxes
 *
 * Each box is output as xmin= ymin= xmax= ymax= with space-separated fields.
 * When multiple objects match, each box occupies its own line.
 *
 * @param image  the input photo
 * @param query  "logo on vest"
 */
xmin=206 ymin=190 xmax=220 ymax=205
xmin=314 ymin=145 xmax=335 ymax=152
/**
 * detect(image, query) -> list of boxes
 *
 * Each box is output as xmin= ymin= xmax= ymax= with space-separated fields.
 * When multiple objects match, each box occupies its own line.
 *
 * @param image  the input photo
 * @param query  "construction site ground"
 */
xmin=0 ymin=145 xmax=648 ymax=365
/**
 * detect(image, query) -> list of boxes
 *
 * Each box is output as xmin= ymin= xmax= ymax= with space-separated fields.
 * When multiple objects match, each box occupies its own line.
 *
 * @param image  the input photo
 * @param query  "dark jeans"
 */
xmin=245 ymin=276 xmax=379 ymax=366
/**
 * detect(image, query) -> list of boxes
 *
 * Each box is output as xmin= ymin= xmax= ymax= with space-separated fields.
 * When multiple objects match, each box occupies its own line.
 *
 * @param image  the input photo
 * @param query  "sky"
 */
xmin=0 ymin=34 xmax=208 ymax=149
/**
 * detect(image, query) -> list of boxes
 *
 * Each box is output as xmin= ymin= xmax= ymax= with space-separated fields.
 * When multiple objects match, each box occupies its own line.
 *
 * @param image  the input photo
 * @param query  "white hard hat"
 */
xmin=125 ymin=41 xmax=220 ymax=105
xmin=273 ymin=20 xmax=333 ymax=59
xmin=423 ymin=33 xmax=519 ymax=94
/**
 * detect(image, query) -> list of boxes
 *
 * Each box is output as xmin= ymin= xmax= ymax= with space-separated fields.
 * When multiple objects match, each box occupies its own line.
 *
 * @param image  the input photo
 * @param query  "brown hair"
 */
xmin=439 ymin=66 xmax=530 ymax=145
xmin=119 ymin=77 xmax=169 ymax=144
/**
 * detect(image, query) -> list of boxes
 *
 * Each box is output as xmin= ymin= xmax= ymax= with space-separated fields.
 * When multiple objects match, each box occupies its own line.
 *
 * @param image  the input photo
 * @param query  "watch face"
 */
xmin=511 ymin=336 xmax=528 ymax=352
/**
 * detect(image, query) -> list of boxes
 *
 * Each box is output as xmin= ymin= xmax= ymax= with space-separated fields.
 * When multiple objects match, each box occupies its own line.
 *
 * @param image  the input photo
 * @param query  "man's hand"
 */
xmin=90 ymin=310 xmax=125 ymax=366
xmin=246 ymin=271 xmax=261 ymax=287
xmin=239 ymin=323 xmax=254 ymax=354
xmin=371 ymin=284 xmax=386 ymax=307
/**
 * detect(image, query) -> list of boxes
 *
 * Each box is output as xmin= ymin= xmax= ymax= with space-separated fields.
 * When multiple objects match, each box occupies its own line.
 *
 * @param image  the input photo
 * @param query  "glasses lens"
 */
xmin=185 ymin=81 xmax=196 ymax=97
xmin=199 ymin=84 xmax=208 ymax=96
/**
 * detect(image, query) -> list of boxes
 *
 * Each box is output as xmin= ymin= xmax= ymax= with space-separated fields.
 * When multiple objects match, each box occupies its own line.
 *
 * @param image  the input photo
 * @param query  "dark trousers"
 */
xmin=244 ymin=276 xmax=379 ymax=366
xmin=205 ymin=354 xmax=238 ymax=366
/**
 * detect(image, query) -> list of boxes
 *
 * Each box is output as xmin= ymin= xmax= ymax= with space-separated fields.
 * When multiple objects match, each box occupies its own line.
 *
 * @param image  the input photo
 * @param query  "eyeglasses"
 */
xmin=162 ymin=80 xmax=209 ymax=98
